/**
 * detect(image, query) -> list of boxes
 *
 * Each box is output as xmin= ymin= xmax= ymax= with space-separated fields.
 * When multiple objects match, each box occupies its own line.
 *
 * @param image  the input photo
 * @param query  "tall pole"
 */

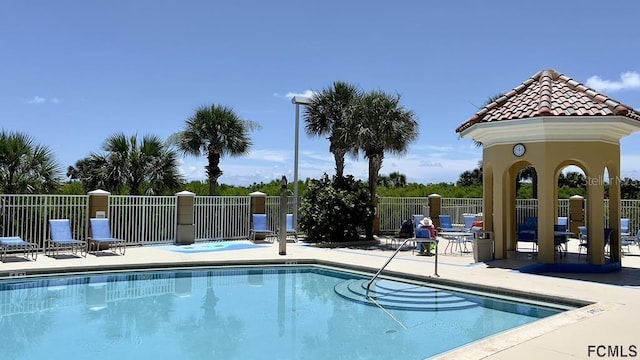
xmin=293 ymin=103 xmax=300 ymax=231
xmin=291 ymin=95 xmax=310 ymax=232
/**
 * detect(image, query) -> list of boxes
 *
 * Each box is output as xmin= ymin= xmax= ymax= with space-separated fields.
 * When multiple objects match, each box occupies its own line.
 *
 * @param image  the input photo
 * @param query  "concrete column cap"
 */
xmin=428 ymin=193 xmax=442 ymax=198
xmin=87 ymin=189 xmax=110 ymax=196
xmin=176 ymin=190 xmax=196 ymax=196
xmin=249 ymin=191 xmax=267 ymax=197
xmin=570 ymin=195 xmax=585 ymax=199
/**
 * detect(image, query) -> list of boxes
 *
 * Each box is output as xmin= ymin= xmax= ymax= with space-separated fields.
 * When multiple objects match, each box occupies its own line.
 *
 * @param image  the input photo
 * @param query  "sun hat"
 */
xmin=420 ymin=217 xmax=432 ymax=227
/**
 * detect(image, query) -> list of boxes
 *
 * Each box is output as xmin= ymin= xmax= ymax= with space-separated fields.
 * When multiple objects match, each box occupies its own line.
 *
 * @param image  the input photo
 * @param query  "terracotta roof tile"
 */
xmin=456 ymin=69 xmax=640 ymax=133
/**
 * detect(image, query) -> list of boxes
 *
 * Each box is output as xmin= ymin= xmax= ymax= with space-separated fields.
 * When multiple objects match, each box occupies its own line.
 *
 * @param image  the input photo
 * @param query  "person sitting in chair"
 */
xmin=417 ymin=217 xmax=436 ymax=255
xmin=397 ymin=219 xmax=414 ymax=238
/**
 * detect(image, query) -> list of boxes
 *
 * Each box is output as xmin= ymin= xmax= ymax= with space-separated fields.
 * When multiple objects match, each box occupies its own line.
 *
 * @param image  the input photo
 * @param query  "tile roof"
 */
xmin=456 ymin=69 xmax=640 ymax=134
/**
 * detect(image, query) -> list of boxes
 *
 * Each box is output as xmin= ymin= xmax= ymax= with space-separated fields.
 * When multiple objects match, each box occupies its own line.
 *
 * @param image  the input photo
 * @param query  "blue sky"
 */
xmin=2 ymin=1 xmax=640 ymax=186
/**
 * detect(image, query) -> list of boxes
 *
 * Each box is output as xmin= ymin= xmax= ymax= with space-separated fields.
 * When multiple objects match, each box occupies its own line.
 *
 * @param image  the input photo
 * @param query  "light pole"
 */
xmin=291 ymin=95 xmax=311 ymax=231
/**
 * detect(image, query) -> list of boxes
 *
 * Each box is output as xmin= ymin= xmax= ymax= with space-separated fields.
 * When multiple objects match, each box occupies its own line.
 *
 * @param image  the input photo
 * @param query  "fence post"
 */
xmin=249 ymin=192 xmax=267 ymax=240
xmin=569 ymin=195 xmax=585 ymax=235
xmin=88 ymin=189 xmax=110 ymax=220
xmin=176 ymin=191 xmax=196 ymax=245
xmin=428 ymin=194 xmax=442 ymax=228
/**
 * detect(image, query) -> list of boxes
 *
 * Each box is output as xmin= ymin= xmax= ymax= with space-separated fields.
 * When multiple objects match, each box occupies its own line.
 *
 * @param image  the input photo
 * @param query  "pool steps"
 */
xmin=334 ymin=279 xmax=479 ymax=312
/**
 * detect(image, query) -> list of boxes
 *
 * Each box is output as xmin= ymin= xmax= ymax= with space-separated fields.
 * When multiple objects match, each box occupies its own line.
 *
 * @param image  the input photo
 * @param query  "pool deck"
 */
xmin=2 ymin=237 xmax=640 ymax=359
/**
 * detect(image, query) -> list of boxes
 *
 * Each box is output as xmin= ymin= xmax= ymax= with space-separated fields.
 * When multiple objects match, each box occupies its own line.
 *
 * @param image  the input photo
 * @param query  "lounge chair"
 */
xmin=249 ymin=214 xmax=275 ymax=242
xmin=438 ymin=214 xmax=456 ymax=232
xmin=0 ymin=236 xmax=38 ymax=262
xmin=47 ymin=219 xmax=87 ymax=257
xmin=279 ymin=214 xmax=298 ymax=242
xmin=88 ymin=218 xmax=126 ymax=255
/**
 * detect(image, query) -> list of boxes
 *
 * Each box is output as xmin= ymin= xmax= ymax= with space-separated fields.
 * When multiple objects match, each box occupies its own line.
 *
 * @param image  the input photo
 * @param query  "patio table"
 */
xmin=440 ymin=231 xmax=474 ymax=254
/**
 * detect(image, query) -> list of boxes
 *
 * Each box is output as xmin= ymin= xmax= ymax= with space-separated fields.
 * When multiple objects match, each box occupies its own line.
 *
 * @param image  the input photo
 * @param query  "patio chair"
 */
xmin=463 ymin=214 xmax=476 ymax=232
xmin=0 ymin=236 xmax=38 ymax=262
xmin=249 ymin=214 xmax=275 ymax=242
xmin=413 ymin=225 xmax=437 ymax=255
xmin=47 ymin=219 xmax=87 ymax=257
xmin=621 ymin=218 xmax=631 ymax=244
xmin=621 ymin=231 xmax=635 ymax=254
xmin=438 ymin=214 xmax=456 ymax=232
xmin=517 ymin=223 xmax=538 ymax=253
xmin=553 ymin=224 xmax=570 ymax=256
xmin=556 ymin=217 xmax=568 ymax=231
xmin=578 ymin=227 xmax=613 ymax=259
xmin=632 ymin=229 xmax=640 ymax=247
xmin=279 ymin=214 xmax=298 ymax=242
xmin=88 ymin=218 xmax=126 ymax=255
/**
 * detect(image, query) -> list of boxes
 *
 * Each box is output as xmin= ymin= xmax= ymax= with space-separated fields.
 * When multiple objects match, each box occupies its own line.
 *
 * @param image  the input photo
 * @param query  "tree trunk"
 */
xmin=366 ymin=152 xmax=384 ymax=240
xmin=206 ymin=152 xmax=222 ymax=196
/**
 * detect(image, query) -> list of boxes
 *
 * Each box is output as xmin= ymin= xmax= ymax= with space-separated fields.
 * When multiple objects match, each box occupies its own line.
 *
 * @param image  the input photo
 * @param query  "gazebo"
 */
xmin=456 ymin=69 xmax=640 ymax=269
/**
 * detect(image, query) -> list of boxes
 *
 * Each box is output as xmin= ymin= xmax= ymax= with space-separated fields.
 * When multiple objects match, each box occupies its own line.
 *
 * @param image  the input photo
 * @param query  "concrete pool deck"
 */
xmin=1 ymin=237 xmax=639 ymax=359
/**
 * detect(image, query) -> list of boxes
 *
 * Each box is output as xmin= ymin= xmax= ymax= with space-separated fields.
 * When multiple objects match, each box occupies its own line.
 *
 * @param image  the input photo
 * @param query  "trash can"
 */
xmin=473 ymin=230 xmax=494 ymax=262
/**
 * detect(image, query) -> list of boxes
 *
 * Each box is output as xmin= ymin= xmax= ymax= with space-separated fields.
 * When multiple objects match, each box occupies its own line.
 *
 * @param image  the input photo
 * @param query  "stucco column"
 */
xmin=88 ymin=189 xmax=110 ymax=219
xmin=504 ymin=166 xmax=518 ymax=252
xmin=536 ymin=167 xmax=556 ymax=264
xmin=428 ymin=194 xmax=441 ymax=228
xmin=176 ymin=191 xmax=195 ymax=245
xmin=608 ymin=156 xmax=622 ymax=263
xmin=87 ymin=189 xmax=110 ymax=249
xmin=492 ymin=169 xmax=506 ymax=259
xmin=586 ymin=174 xmax=605 ymax=265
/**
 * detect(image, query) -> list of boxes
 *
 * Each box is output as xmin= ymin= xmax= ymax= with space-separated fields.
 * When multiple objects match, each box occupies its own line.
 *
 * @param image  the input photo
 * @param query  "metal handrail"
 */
xmin=366 ymin=238 xmax=412 ymax=290
xmin=366 ymin=237 xmax=439 ymax=291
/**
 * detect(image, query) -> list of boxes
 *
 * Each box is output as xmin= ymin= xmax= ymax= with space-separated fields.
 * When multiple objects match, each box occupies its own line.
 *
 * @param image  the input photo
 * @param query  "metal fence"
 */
xmin=109 ymin=195 xmax=177 ymax=246
xmin=377 ymin=197 xmax=430 ymax=232
xmin=3 ymin=194 xmax=640 ymax=251
xmin=0 ymin=195 xmax=88 ymax=249
xmin=194 ymin=196 xmax=251 ymax=241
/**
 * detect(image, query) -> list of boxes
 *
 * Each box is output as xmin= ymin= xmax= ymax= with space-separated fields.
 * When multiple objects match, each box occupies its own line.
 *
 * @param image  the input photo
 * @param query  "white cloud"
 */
xmin=585 ymin=71 xmax=640 ymax=93
xmin=26 ymin=96 xmax=60 ymax=104
xmin=284 ymin=90 xmax=316 ymax=99
xmin=246 ymin=149 xmax=288 ymax=162
xmin=26 ymin=96 xmax=47 ymax=104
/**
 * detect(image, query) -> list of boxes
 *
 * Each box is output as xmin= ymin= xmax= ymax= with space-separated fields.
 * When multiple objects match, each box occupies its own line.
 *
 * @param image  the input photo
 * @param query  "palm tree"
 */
xmin=388 ymin=171 xmax=407 ymax=188
xmin=457 ymin=160 xmax=483 ymax=186
xmin=0 ymin=130 xmax=60 ymax=194
xmin=377 ymin=174 xmax=391 ymax=187
xmin=518 ymin=166 xmax=537 ymax=198
xmin=304 ymin=81 xmax=362 ymax=178
xmin=348 ymin=90 xmax=419 ymax=236
xmin=69 ymin=133 xmax=183 ymax=195
xmin=174 ymin=104 xmax=258 ymax=195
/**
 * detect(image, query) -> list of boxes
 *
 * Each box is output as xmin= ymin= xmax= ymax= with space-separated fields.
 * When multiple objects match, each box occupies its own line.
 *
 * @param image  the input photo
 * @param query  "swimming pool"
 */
xmin=0 ymin=266 xmax=568 ymax=359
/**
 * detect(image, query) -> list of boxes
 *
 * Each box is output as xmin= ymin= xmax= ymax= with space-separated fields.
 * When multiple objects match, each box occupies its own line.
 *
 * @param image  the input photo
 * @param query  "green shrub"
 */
xmin=299 ymin=174 xmax=373 ymax=243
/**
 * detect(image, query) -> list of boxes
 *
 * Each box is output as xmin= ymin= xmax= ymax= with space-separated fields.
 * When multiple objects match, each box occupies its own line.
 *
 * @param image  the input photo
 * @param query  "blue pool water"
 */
xmin=0 ymin=266 xmax=566 ymax=359
xmin=156 ymin=241 xmax=265 ymax=253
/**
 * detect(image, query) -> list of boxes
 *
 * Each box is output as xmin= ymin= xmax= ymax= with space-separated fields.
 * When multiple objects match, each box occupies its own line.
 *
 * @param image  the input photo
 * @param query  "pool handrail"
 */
xmin=366 ymin=237 xmax=439 ymax=291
